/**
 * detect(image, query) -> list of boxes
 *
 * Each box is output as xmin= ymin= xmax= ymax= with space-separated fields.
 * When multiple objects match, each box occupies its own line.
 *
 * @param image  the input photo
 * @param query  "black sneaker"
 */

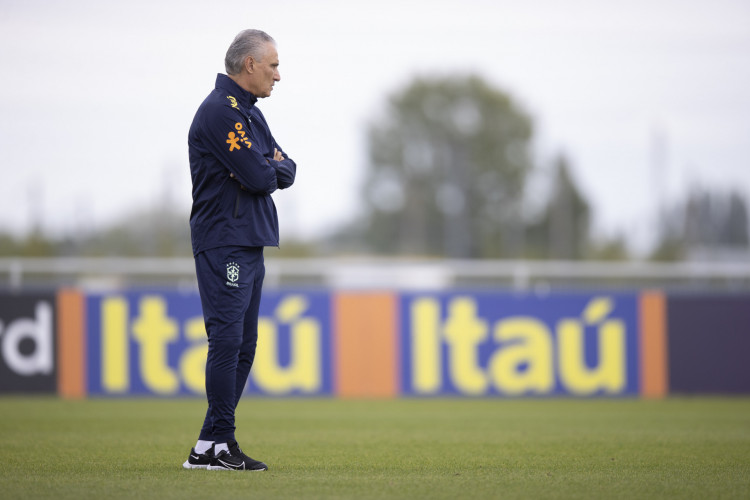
xmin=228 ymin=439 xmax=268 ymax=471
xmin=182 ymin=447 xmax=212 ymax=469
xmin=208 ymin=449 xmax=246 ymax=471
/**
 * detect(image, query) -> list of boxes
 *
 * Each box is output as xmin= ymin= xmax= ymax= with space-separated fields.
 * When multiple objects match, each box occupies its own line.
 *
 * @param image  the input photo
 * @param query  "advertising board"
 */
xmin=85 ymin=289 xmax=332 ymax=396
xmin=0 ymin=292 xmax=57 ymax=393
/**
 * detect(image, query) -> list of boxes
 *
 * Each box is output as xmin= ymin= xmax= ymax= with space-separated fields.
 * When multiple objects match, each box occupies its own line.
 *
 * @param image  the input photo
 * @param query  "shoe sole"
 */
xmin=182 ymin=461 xmax=209 ymax=470
xmin=207 ymin=465 xmax=267 ymax=471
xmin=207 ymin=465 xmax=244 ymax=471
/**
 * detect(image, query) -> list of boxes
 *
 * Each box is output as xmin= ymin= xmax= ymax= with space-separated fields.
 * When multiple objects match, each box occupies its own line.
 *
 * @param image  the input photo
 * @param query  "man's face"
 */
xmin=250 ymin=43 xmax=280 ymax=98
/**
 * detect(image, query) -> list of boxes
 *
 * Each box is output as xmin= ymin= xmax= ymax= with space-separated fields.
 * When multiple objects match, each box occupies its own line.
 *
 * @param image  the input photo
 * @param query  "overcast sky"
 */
xmin=1 ymin=0 xmax=748 ymax=252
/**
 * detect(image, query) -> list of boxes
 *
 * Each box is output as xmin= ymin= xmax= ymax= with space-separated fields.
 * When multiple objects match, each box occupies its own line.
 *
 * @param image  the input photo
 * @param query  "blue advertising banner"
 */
xmin=85 ymin=288 xmax=639 ymax=397
xmin=398 ymin=291 xmax=640 ymax=396
xmin=86 ymin=289 xmax=332 ymax=396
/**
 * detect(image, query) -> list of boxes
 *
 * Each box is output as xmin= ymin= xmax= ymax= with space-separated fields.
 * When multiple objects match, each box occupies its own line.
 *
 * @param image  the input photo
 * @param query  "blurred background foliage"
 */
xmin=2 ymin=74 xmax=747 ymax=262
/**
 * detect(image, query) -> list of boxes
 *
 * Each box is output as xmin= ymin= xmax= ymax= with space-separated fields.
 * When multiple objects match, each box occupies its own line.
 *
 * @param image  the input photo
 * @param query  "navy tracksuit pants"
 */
xmin=194 ymin=245 xmax=265 ymax=444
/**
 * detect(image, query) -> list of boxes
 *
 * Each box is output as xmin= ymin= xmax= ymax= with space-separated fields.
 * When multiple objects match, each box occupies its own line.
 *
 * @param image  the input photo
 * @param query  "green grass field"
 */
xmin=1 ymin=397 xmax=748 ymax=499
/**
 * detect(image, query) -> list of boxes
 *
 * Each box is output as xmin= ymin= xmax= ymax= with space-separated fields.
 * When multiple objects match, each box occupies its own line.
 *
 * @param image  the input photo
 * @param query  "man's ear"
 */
xmin=244 ymin=55 xmax=255 ymax=74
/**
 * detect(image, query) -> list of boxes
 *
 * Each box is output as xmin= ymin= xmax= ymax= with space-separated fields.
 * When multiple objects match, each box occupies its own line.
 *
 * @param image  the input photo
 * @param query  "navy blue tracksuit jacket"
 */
xmin=188 ymin=73 xmax=296 ymax=253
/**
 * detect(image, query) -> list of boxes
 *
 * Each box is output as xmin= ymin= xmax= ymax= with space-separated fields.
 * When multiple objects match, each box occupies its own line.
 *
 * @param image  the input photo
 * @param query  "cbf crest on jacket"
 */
xmin=188 ymin=74 xmax=296 ymax=254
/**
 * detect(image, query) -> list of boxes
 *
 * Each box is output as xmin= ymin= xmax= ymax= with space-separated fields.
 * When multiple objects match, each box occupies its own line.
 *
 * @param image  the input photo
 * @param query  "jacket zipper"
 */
xmin=233 ymin=189 xmax=241 ymax=218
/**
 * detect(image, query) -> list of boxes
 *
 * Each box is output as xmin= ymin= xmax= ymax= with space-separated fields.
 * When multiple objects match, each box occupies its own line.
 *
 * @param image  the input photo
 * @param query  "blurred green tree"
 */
xmin=525 ymin=155 xmax=592 ymax=259
xmin=359 ymin=75 xmax=534 ymax=258
xmin=650 ymin=186 xmax=749 ymax=261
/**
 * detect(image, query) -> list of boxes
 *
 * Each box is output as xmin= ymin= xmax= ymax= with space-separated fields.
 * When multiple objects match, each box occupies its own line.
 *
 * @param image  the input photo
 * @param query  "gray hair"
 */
xmin=224 ymin=29 xmax=276 ymax=75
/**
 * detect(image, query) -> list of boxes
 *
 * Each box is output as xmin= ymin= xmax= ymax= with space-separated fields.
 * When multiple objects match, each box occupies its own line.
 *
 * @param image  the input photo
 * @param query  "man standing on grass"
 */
xmin=183 ymin=29 xmax=296 ymax=471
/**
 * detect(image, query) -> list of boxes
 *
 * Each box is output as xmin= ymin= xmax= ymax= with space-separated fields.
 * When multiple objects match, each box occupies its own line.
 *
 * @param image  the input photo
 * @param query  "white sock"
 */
xmin=214 ymin=442 xmax=229 ymax=454
xmin=195 ymin=440 xmax=214 ymax=455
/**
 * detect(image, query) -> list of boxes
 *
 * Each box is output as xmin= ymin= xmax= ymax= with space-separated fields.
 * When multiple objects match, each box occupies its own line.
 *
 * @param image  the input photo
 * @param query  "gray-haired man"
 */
xmin=183 ymin=29 xmax=296 ymax=471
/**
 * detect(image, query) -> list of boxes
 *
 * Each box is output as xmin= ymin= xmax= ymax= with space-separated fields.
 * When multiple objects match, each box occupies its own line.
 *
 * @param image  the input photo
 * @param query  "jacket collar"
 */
xmin=215 ymin=73 xmax=258 ymax=108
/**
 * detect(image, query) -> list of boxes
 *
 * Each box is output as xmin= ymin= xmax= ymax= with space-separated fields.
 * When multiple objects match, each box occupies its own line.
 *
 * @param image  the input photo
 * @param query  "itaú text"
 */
xmin=407 ymin=296 xmax=628 ymax=396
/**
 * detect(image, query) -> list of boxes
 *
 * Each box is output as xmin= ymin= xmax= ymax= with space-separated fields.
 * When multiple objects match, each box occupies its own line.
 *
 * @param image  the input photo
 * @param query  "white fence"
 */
xmin=2 ymin=257 xmax=750 ymax=290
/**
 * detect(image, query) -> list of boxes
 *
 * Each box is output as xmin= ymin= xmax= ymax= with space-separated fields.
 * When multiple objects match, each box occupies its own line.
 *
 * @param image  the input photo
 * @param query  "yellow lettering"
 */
xmin=179 ymin=317 xmax=208 ymax=394
xmin=411 ymin=298 xmax=442 ymax=394
xmin=252 ymin=296 xmax=321 ymax=394
xmin=558 ymin=298 xmax=626 ymax=395
xmin=101 ymin=297 xmax=129 ymax=393
xmin=489 ymin=318 xmax=554 ymax=395
xmin=583 ymin=297 xmax=612 ymax=324
xmin=443 ymin=298 xmax=488 ymax=394
xmin=131 ymin=297 xmax=179 ymax=394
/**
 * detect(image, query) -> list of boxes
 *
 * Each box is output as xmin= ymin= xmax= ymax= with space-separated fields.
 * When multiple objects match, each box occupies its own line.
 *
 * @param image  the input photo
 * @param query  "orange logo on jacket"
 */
xmin=227 ymin=122 xmax=252 ymax=152
xmin=226 ymin=132 xmax=241 ymax=151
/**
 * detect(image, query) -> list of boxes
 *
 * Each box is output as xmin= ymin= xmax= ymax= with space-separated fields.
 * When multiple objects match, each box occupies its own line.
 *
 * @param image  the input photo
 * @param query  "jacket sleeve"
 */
xmin=271 ymin=139 xmax=296 ymax=189
xmin=200 ymin=103 xmax=278 ymax=195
